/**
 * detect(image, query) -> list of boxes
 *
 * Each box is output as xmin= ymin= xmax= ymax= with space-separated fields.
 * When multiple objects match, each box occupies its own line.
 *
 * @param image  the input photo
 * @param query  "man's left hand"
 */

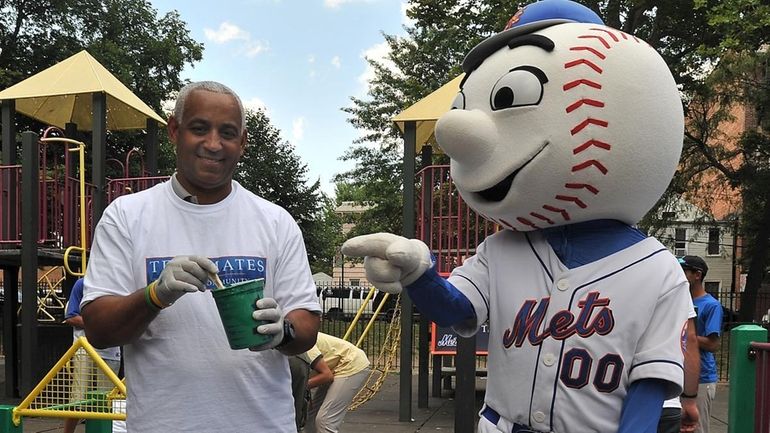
xmin=250 ymin=298 xmax=284 ymax=351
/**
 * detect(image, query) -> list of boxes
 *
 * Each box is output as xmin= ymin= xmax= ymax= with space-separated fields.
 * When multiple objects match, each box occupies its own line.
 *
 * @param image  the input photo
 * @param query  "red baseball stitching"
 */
xmin=543 ymin=205 xmax=571 ymax=221
xmin=590 ymin=28 xmax=619 ymax=42
xmin=565 ymin=98 xmax=604 ymax=113
xmin=570 ymin=46 xmax=606 ymax=60
xmin=555 ymin=195 xmax=588 ymax=208
xmin=573 ymin=139 xmax=611 ymax=154
xmin=530 ymin=212 xmax=555 ymax=225
xmin=570 ymin=118 xmax=608 ymax=135
xmin=565 ymin=183 xmax=599 ymax=194
xmin=564 ymin=59 xmax=603 ymax=74
xmin=578 ymin=35 xmax=610 ymax=49
xmin=563 ymin=79 xmax=602 ymax=91
xmin=517 ymin=217 xmax=539 ymax=230
xmin=572 ymin=160 xmax=608 ymax=175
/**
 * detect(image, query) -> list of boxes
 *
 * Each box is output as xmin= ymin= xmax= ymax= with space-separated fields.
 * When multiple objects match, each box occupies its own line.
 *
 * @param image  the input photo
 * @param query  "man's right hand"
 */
xmin=151 ymin=255 xmax=219 ymax=307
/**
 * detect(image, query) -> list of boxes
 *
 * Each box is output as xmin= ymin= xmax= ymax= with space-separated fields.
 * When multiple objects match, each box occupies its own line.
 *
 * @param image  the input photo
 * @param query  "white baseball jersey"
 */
xmin=449 ymin=230 xmax=690 ymax=433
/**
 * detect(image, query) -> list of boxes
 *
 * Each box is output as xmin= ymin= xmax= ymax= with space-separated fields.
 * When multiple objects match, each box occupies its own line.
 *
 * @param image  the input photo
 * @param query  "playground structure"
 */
xmin=0 ymin=50 xmax=166 ymax=403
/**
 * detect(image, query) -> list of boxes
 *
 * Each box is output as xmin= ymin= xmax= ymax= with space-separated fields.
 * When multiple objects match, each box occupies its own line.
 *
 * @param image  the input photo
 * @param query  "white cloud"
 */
xmin=291 ymin=117 xmax=306 ymax=143
xmin=331 ymin=55 xmax=341 ymax=69
xmin=358 ymin=41 xmax=397 ymax=88
xmin=243 ymin=40 xmax=269 ymax=57
xmin=204 ymin=22 xmax=249 ymax=43
xmin=204 ymin=21 xmax=269 ymax=58
xmin=324 ymin=0 xmax=374 ymax=9
xmin=243 ymin=96 xmax=270 ymax=117
xmin=308 ymin=54 xmax=316 ymax=64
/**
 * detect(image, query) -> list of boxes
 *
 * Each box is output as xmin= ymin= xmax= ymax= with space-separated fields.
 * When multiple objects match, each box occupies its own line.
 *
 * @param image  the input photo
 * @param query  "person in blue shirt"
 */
xmin=63 ymin=278 xmax=123 ymax=433
xmin=680 ymin=255 xmax=723 ymax=433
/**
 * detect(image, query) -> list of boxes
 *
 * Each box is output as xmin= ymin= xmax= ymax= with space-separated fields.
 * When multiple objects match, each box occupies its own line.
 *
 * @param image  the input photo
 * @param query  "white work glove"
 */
xmin=341 ymin=233 xmax=432 ymax=294
xmin=152 ymin=255 xmax=218 ymax=307
xmin=250 ymin=297 xmax=284 ymax=351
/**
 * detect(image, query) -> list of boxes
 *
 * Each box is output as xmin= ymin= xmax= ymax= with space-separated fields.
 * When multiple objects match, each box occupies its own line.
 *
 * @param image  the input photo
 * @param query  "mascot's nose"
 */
xmin=435 ymin=109 xmax=496 ymax=166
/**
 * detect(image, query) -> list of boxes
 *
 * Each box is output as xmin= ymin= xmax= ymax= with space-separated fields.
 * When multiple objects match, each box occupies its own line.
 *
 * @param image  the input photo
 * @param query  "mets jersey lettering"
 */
xmin=503 ymin=291 xmax=614 ymax=348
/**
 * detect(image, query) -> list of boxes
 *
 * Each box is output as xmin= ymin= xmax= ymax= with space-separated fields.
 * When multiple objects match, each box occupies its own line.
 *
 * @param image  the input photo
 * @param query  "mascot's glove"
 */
xmin=146 ymin=255 xmax=218 ymax=308
xmin=341 ymin=233 xmax=432 ymax=294
xmin=250 ymin=298 xmax=284 ymax=351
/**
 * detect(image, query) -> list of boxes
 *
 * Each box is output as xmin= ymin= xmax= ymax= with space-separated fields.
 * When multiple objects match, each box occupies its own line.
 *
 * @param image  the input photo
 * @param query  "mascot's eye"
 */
xmin=450 ymin=92 xmax=465 ymax=110
xmin=490 ymin=66 xmax=547 ymax=111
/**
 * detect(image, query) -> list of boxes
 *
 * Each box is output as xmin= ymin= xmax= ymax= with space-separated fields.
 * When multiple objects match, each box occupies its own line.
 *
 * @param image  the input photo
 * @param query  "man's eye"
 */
xmin=190 ymin=126 xmax=207 ymax=134
xmin=221 ymin=130 xmax=238 ymax=139
xmin=489 ymin=67 xmax=547 ymax=111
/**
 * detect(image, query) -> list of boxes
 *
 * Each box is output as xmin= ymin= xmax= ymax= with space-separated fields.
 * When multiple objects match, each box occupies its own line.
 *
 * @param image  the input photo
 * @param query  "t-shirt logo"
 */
xmin=146 ymin=255 xmax=267 ymax=289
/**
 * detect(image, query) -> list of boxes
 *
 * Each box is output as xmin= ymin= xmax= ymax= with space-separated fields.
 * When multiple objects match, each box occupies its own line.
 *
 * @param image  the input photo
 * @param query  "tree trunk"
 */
xmin=738 ymin=197 xmax=770 ymax=322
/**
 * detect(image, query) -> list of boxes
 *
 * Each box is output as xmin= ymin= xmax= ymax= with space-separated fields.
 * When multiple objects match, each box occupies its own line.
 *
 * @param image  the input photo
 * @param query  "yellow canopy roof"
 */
xmin=0 ymin=50 xmax=166 ymax=131
xmin=392 ymin=74 xmax=463 ymax=151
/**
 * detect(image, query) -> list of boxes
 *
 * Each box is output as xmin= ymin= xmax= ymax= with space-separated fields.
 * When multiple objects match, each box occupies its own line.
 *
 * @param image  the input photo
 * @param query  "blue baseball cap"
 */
xmin=462 ymin=0 xmax=604 ymax=73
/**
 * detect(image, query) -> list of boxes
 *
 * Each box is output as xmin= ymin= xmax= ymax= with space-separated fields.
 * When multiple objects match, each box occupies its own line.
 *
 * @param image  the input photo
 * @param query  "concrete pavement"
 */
xmin=8 ymin=372 xmax=729 ymax=432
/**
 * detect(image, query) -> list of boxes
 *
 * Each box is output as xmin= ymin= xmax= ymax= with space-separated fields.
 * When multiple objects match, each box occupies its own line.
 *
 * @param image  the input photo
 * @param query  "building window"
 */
xmin=674 ymin=228 xmax=687 ymax=256
xmin=662 ymin=211 xmax=676 ymax=220
xmin=350 ymin=279 xmax=360 ymax=287
xmin=707 ymin=228 xmax=720 ymax=255
xmin=704 ymin=281 xmax=720 ymax=296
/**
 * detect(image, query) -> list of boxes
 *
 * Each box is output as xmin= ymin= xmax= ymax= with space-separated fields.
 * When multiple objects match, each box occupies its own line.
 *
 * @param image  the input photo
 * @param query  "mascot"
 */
xmin=343 ymin=1 xmax=692 ymax=432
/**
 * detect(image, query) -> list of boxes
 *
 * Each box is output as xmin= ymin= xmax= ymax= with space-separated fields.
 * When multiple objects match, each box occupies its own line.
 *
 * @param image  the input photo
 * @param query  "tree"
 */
xmin=235 ymin=109 xmax=331 ymax=273
xmin=0 ymin=0 xmax=203 ymax=168
xmin=341 ymin=0 xmax=770 ymax=319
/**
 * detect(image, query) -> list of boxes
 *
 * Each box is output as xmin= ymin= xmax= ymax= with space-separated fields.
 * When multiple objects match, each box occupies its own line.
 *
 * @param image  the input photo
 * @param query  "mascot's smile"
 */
xmin=475 ymin=141 xmax=548 ymax=202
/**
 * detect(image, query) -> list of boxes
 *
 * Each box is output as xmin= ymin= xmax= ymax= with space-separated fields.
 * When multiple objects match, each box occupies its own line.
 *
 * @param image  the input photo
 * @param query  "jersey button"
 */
xmin=542 ymin=353 xmax=556 ymax=366
xmin=532 ymin=411 xmax=546 ymax=423
xmin=556 ymin=279 xmax=569 ymax=291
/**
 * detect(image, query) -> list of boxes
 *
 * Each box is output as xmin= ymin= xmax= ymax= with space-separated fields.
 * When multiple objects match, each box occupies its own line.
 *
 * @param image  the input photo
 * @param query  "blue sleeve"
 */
xmin=617 ymin=379 xmax=667 ymax=433
xmin=405 ymin=263 xmax=475 ymax=327
xmin=64 ymin=279 xmax=84 ymax=319
xmin=704 ymin=302 xmax=723 ymax=337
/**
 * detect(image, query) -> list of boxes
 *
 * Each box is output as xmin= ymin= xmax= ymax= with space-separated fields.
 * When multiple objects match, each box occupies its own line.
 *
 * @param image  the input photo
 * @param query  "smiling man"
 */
xmin=80 ymin=81 xmax=321 ymax=432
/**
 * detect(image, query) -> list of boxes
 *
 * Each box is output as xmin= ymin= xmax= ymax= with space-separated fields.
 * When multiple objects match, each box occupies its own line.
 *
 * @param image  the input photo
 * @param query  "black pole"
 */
xmin=417 ymin=144 xmax=433 ymax=408
xmin=399 ymin=120 xmax=417 ymax=422
xmin=2 ymin=267 xmax=19 ymax=397
xmin=1 ymin=100 xmax=17 ymax=245
xmin=92 ymin=92 xmax=107 ymax=226
xmin=455 ymin=334 xmax=477 ymax=433
xmin=144 ymin=119 xmax=159 ymax=175
xmin=20 ymin=131 xmax=40 ymax=395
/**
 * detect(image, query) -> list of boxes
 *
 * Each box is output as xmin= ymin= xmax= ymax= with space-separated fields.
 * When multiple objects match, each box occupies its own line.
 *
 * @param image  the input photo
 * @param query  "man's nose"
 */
xmin=202 ymin=131 xmax=225 ymax=151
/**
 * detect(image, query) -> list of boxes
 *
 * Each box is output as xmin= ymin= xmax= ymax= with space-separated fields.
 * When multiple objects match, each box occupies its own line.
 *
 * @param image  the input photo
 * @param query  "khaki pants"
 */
xmin=695 ymin=382 xmax=717 ymax=433
xmin=305 ymin=369 xmax=369 ymax=433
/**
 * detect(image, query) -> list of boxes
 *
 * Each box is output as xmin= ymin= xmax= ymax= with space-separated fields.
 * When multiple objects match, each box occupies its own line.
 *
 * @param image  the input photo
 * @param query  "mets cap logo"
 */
xmin=504 ymin=6 xmax=527 ymax=30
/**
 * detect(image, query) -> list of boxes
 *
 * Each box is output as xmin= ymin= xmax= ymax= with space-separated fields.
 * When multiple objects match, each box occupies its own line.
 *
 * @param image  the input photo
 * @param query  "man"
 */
xmin=658 ymin=314 xmax=700 ymax=433
xmin=63 ymin=277 xmax=122 ymax=433
xmin=304 ymin=332 xmax=370 ymax=433
xmin=680 ymin=255 xmax=723 ymax=433
xmin=80 ymin=81 xmax=321 ymax=432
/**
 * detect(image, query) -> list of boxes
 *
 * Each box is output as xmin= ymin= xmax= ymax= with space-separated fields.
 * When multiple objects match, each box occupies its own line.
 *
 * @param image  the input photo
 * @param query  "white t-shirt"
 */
xmin=448 ymin=230 xmax=691 ymax=433
xmin=83 ymin=180 xmax=321 ymax=433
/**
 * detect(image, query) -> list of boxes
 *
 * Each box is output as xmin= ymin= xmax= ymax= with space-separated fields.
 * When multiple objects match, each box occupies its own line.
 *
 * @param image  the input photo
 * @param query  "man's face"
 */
xmin=168 ymin=89 xmax=246 ymax=204
xmin=683 ymin=268 xmax=701 ymax=287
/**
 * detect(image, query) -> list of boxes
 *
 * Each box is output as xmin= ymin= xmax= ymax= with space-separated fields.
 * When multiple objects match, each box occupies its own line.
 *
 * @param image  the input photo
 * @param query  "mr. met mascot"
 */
xmin=343 ymin=0 xmax=692 ymax=432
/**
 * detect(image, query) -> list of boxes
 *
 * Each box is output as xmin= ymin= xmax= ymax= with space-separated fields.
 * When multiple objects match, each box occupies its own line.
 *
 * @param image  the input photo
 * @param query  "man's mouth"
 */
xmin=474 ymin=142 xmax=548 ymax=202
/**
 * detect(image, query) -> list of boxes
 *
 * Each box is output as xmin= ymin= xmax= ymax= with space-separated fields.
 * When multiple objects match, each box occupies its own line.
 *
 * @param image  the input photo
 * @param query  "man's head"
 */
xmin=168 ymin=81 xmax=247 ymax=204
xmin=679 ymin=255 xmax=708 ymax=285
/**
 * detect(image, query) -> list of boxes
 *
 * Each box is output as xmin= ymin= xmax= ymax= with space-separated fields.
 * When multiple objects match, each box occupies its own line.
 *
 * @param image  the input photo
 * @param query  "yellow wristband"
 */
xmin=146 ymin=282 xmax=168 ymax=310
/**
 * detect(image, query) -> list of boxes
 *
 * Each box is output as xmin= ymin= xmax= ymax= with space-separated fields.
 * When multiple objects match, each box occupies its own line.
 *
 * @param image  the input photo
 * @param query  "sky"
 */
xmin=149 ymin=0 xmax=411 ymax=196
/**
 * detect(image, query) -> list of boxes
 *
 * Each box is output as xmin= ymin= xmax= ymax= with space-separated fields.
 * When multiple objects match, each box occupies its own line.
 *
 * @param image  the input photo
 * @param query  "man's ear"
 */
xmin=167 ymin=116 xmax=179 ymax=144
xmin=239 ymin=128 xmax=248 ymax=156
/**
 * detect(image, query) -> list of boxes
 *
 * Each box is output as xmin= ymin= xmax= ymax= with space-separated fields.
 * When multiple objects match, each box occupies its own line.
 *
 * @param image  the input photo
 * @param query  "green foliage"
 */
xmin=234 ymin=109 xmax=333 ymax=273
xmin=0 ymin=0 xmax=203 ymax=170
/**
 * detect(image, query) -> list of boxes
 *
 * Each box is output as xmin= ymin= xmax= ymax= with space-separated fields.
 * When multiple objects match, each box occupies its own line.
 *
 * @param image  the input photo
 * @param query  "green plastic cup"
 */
xmin=211 ymin=278 xmax=271 ymax=350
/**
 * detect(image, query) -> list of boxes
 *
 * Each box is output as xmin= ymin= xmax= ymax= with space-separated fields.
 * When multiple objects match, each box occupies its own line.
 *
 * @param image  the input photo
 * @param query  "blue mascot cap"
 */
xmin=462 ymin=0 xmax=604 ymax=73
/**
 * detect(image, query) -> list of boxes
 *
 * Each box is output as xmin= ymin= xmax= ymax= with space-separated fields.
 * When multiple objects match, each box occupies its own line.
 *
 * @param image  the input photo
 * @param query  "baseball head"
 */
xmin=434 ymin=0 xmax=684 ymax=231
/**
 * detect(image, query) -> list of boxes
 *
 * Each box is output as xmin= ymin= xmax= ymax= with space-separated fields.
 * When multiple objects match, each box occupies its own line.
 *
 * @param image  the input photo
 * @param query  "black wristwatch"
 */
xmin=276 ymin=320 xmax=295 ymax=348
